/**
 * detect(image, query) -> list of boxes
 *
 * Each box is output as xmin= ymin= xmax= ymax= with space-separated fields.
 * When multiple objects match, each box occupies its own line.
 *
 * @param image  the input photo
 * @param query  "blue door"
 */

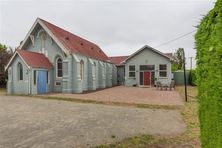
xmin=37 ymin=70 xmax=47 ymax=94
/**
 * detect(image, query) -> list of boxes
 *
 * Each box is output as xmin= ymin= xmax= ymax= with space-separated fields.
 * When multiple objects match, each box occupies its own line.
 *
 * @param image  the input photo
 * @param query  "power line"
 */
xmin=155 ymin=30 xmax=196 ymax=48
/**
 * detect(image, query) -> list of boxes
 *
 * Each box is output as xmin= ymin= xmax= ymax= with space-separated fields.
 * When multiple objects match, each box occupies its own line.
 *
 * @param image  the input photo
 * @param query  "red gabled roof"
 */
xmin=40 ymin=18 xmax=108 ymax=61
xmin=17 ymin=49 xmax=53 ymax=69
xmin=164 ymin=53 xmax=173 ymax=58
xmin=108 ymin=56 xmax=129 ymax=66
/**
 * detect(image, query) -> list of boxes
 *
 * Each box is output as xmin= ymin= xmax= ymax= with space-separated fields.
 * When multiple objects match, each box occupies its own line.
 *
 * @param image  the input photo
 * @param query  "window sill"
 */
xmin=158 ymin=77 xmax=168 ymax=79
xmin=128 ymin=77 xmax=136 ymax=79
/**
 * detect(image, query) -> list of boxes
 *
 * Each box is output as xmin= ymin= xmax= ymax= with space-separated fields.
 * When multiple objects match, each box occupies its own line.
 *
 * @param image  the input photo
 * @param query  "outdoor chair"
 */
xmin=169 ymin=80 xmax=176 ymax=90
xmin=156 ymin=81 xmax=162 ymax=90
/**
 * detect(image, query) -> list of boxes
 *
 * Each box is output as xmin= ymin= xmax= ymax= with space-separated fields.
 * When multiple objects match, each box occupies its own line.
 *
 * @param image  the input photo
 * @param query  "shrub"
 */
xmin=189 ymin=70 xmax=197 ymax=86
xmin=195 ymin=0 xmax=222 ymax=147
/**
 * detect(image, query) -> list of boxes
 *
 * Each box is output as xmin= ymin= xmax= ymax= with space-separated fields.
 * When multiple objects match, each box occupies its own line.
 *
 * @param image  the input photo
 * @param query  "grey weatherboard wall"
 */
xmin=7 ymin=20 xmax=117 ymax=95
xmin=124 ymin=46 xmax=172 ymax=86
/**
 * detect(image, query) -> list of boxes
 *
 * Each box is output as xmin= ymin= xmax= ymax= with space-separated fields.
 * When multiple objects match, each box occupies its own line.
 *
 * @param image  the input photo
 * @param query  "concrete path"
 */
xmin=0 ymin=96 xmax=185 ymax=148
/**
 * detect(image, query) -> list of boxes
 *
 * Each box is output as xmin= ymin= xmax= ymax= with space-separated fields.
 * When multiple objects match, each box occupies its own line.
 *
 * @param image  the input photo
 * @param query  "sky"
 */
xmin=0 ymin=0 xmax=216 ymax=68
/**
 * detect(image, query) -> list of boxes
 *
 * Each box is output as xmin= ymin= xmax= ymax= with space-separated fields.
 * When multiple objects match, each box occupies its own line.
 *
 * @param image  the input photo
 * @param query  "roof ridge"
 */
xmin=17 ymin=49 xmax=46 ymax=56
xmin=109 ymin=55 xmax=129 ymax=58
xmin=38 ymin=18 xmax=108 ymax=61
xmin=39 ymin=18 xmax=100 ymax=48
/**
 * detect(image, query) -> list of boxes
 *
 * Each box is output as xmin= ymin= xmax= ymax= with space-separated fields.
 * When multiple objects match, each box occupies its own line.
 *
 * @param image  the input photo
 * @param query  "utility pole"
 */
xmin=189 ymin=57 xmax=193 ymax=70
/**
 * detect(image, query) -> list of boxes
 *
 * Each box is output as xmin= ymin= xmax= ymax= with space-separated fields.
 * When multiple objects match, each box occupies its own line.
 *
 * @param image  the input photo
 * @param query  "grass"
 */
xmin=0 ymin=88 xmax=6 ymax=95
xmin=8 ymin=94 xmax=182 ymax=110
xmin=95 ymin=86 xmax=200 ymax=148
xmin=97 ymin=135 xmax=154 ymax=148
xmin=41 ymin=96 xmax=182 ymax=110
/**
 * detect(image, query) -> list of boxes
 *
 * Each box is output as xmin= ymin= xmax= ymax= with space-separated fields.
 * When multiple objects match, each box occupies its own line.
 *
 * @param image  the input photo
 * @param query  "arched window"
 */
xmin=93 ymin=62 xmax=96 ymax=76
xmin=40 ymin=31 xmax=48 ymax=56
xmin=80 ymin=60 xmax=84 ymax=80
xmin=18 ymin=63 xmax=23 ymax=81
xmin=56 ymin=57 xmax=63 ymax=77
xmin=40 ymin=31 xmax=47 ymax=49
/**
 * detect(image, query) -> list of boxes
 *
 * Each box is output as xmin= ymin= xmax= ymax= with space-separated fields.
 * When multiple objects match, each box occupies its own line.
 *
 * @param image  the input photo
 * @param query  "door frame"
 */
xmin=139 ymin=71 xmax=152 ymax=87
xmin=37 ymin=70 xmax=47 ymax=94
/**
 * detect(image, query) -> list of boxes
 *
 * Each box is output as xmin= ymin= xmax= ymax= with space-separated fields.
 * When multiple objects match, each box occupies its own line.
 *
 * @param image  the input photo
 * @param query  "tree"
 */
xmin=0 ymin=43 xmax=13 ymax=87
xmin=0 ymin=44 xmax=7 ymax=52
xmin=195 ymin=0 xmax=222 ymax=147
xmin=171 ymin=48 xmax=184 ymax=71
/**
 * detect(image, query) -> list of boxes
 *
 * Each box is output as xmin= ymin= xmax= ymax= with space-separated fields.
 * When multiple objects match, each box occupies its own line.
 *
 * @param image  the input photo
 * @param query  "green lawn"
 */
xmin=96 ymin=86 xmax=200 ymax=148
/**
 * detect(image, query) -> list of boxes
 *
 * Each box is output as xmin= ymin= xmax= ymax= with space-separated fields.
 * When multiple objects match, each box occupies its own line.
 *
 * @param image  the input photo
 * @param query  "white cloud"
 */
xmin=0 ymin=0 xmax=216 ymax=68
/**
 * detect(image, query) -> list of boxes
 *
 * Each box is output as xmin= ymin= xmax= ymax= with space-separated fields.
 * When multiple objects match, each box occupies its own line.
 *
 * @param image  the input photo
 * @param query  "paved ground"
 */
xmin=48 ymin=86 xmax=183 ymax=106
xmin=0 ymin=95 xmax=185 ymax=148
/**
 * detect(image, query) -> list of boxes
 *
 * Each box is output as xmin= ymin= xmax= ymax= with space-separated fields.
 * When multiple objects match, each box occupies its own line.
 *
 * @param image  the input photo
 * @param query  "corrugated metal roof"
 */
xmin=17 ymin=49 xmax=53 ymax=69
xmin=40 ymin=19 xmax=108 ymax=61
xmin=108 ymin=56 xmax=129 ymax=66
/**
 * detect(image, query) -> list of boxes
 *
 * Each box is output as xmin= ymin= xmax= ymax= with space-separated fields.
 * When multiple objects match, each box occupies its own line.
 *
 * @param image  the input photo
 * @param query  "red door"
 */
xmin=144 ymin=72 xmax=151 ymax=85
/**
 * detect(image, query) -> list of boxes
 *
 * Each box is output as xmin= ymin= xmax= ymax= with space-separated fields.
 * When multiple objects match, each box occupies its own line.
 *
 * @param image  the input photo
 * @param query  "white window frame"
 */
xmin=159 ymin=64 xmax=167 ymax=78
xmin=92 ymin=62 xmax=96 ymax=77
xmin=80 ymin=60 xmax=84 ymax=81
xmin=33 ymin=70 xmax=36 ymax=85
xmin=56 ymin=57 xmax=63 ymax=78
xmin=47 ymin=71 xmax=50 ymax=84
xmin=128 ymin=65 xmax=136 ymax=78
xmin=18 ymin=62 xmax=23 ymax=81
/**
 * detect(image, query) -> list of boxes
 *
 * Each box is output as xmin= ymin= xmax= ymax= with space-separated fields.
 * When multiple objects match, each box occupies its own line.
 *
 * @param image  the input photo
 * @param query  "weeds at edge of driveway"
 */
xmin=95 ymin=86 xmax=200 ymax=148
xmin=96 ymin=135 xmax=154 ymax=148
xmin=0 ymin=88 xmax=6 ymax=94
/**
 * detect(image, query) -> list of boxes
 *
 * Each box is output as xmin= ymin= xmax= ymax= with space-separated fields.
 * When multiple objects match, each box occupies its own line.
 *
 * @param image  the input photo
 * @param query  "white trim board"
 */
xmin=122 ymin=45 xmax=171 ymax=64
xmin=19 ymin=18 xmax=69 ymax=55
xmin=5 ymin=51 xmax=30 ymax=71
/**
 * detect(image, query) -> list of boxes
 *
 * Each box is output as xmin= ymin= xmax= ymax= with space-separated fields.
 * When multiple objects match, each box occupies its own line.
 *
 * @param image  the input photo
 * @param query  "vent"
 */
xmin=65 ymin=37 xmax=69 ymax=40
xmin=91 ymin=47 xmax=94 ymax=50
xmin=80 ymin=42 xmax=83 ymax=46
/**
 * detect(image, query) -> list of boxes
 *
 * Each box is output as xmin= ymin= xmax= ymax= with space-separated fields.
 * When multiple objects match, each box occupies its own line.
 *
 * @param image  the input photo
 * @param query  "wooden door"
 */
xmin=37 ymin=70 xmax=47 ymax=94
xmin=144 ymin=72 xmax=151 ymax=86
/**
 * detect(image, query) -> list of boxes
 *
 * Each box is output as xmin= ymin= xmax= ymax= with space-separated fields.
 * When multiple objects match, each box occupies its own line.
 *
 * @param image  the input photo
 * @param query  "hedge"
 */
xmin=189 ymin=70 xmax=197 ymax=86
xmin=195 ymin=0 xmax=222 ymax=147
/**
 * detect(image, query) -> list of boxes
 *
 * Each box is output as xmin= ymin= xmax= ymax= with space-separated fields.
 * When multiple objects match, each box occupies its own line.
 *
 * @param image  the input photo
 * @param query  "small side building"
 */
xmin=109 ymin=45 xmax=172 ymax=87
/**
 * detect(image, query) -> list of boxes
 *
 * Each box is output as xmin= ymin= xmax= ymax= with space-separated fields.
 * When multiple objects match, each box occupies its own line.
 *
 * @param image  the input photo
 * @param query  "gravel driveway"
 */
xmin=48 ymin=86 xmax=183 ymax=106
xmin=0 ymin=95 xmax=185 ymax=148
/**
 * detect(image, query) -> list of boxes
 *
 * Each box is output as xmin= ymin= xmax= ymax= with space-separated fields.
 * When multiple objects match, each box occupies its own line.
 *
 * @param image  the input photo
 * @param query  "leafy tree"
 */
xmin=0 ymin=43 xmax=13 ymax=87
xmin=171 ymin=48 xmax=184 ymax=71
xmin=195 ymin=0 xmax=222 ymax=147
xmin=0 ymin=44 xmax=7 ymax=52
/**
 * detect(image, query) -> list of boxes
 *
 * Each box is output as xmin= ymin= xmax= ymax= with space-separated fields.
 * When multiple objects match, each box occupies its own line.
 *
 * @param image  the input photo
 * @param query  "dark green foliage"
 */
xmin=195 ymin=0 xmax=222 ymax=147
xmin=171 ymin=62 xmax=179 ymax=72
xmin=189 ymin=70 xmax=197 ymax=86
xmin=0 ymin=44 xmax=13 ymax=87
xmin=172 ymin=48 xmax=184 ymax=71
